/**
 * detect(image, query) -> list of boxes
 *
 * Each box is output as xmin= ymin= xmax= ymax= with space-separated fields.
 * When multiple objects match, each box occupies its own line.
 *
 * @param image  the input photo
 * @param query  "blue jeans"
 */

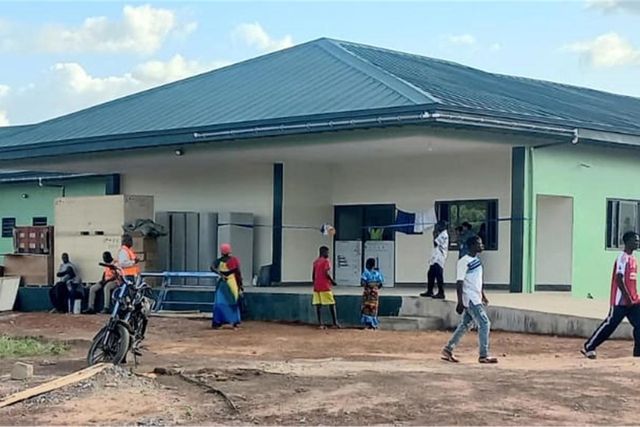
xmin=445 ymin=302 xmax=491 ymax=358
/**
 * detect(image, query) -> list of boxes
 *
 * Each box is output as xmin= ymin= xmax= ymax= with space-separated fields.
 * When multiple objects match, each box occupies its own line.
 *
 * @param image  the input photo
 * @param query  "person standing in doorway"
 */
xmin=441 ymin=235 xmax=497 ymax=364
xmin=312 ymin=246 xmax=340 ymax=329
xmin=118 ymin=234 xmax=140 ymax=283
xmin=421 ymin=220 xmax=449 ymax=299
xmin=582 ymin=231 xmax=640 ymax=359
xmin=210 ymin=243 xmax=243 ymax=329
xmin=457 ymin=222 xmax=474 ymax=259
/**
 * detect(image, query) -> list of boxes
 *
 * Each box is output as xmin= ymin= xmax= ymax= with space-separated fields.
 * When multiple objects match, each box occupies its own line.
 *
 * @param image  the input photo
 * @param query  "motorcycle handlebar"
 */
xmin=99 ymin=262 xmax=117 ymax=270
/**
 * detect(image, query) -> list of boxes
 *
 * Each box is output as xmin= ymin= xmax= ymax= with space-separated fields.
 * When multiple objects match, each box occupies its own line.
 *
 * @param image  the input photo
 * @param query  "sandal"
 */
xmin=478 ymin=356 xmax=498 ymax=364
xmin=441 ymin=348 xmax=459 ymax=363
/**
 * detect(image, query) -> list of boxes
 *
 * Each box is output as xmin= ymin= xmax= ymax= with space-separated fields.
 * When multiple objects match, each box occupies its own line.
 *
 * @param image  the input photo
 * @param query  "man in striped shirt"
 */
xmin=582 ymin=231 xmax=640 ymax=359
xmin=441 ymin=235 xmax=497 ymax=364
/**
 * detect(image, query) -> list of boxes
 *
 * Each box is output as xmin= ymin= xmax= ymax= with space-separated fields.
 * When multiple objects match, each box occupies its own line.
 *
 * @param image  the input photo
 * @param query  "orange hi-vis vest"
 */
xmin=121 ymin=245 xmax=140 ymax=276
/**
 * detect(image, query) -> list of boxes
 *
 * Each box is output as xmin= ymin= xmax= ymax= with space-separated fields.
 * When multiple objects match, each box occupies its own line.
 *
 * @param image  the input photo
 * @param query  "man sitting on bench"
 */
xmin=49 ymin=253 xmax=82 ymax=313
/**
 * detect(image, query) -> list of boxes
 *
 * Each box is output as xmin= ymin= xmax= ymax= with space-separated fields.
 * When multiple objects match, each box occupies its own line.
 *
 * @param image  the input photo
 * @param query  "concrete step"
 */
xmin=379 ymin=316 xmax=444 ymax=331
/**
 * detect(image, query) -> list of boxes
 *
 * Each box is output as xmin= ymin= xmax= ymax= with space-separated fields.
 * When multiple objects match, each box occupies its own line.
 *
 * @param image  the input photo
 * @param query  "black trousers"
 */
xmin=585 ymin=305 xmax=640 ymax=356
xmin=49 ymin=281 xmax=69 ymax=312
xmin=427 ymin=264 xmax=444 ymax=295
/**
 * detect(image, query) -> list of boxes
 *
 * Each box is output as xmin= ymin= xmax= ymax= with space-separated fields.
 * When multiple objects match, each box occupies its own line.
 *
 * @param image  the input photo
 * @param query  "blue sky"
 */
xmin=1 ymin=0 xmax=639 ymax=125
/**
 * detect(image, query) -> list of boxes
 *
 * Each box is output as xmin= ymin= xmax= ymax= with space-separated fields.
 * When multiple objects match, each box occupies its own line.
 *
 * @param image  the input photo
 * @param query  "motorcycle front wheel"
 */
xmin=86 ymin=324 xmax=130 ymax=366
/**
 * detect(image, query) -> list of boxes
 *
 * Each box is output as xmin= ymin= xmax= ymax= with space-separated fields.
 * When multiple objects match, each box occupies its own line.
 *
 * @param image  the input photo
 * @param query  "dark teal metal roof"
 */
xmin=1 ymin=38 xmax=640 ymax=160
xmin=340 ymin=41 xmax=640 ymax=134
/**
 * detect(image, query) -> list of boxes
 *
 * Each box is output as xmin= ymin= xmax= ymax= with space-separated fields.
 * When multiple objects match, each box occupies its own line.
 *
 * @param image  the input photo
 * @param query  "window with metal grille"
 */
xmin=1 ymin=218 xmax=16 ymax=238
xmin=606 ymin=199 xmax=640 ymax=249
xmin=32 ymin=217 xmax=48 ymax=226
xmin=435 ymin=200 xmax=499 ymax=250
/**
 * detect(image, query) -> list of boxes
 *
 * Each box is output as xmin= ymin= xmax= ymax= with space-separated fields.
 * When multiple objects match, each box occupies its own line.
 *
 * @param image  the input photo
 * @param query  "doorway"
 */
xmin=535 ymin=195 xmax=573 ymax=291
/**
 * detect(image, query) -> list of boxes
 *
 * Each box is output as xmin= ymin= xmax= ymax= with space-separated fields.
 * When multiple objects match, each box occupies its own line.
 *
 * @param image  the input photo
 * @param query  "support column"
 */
xmin=271 ymin=163 xmax=283 ymax=283
xmin=509 ymin=147 xmax=526 ymax=293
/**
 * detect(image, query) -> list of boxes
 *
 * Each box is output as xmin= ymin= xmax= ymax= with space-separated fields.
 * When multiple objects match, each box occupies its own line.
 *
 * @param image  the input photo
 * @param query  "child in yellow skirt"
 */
xmin=312 ymin=246 xmax=340 ymax=329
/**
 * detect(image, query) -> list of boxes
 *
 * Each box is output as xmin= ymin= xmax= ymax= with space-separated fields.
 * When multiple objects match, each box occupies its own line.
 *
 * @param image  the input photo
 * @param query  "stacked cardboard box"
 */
xmin=54 ymin=195 xmax=156 ymax=283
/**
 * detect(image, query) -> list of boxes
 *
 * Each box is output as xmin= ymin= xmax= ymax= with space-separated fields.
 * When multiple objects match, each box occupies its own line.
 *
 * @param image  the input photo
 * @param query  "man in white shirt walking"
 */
xmin=441 ymin=235 xmax=497 ymax=364
xmin=420 ymin=221 xmax=449 ymax=299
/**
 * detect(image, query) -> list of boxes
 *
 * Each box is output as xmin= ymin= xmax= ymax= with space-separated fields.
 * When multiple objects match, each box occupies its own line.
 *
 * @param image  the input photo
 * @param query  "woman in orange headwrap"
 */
xmin=210 ymin=243 xmax=243 ymax=328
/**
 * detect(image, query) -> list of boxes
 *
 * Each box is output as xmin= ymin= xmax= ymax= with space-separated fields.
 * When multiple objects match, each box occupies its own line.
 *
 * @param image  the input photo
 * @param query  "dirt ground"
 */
xmin=1 ymin=312 xmax=639 ymax=426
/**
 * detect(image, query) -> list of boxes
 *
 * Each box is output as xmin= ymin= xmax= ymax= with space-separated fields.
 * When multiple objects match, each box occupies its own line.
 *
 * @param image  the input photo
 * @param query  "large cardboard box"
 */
xmin=54 ymin=195 xmax=154 ymax=235
xmin=54 ymin=235 xmax=157 ymax=283
xmin=3 ymin=254 xmax=54 ymax=285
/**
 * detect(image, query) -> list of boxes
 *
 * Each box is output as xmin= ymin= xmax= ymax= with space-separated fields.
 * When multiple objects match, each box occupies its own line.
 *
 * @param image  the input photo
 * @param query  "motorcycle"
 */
xmin=87 ymin=263 xmax=155 ymax=366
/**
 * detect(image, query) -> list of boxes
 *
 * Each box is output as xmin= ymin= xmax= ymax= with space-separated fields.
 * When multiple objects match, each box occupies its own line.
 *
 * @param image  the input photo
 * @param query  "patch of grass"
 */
xmin=0 ymin=335 xmax=69 ymax=358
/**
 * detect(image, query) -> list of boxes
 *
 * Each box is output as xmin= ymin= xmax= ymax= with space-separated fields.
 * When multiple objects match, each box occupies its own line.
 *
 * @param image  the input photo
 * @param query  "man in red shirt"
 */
xmin=312 ymin=246 xmax=340 ymax=329
xmin=582 ymin=231 xmax=640 ymax=359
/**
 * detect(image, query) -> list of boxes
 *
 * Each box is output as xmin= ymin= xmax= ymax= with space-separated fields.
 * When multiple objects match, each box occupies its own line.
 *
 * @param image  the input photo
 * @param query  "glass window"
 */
xmin=32 ymin=217 xmax=48 ymax=226
xmin=435 ymin=200 xmax=498 ymax=250
xmin=606 ymin=199 xmax=640 ymax=249
xmin=1 ymin=218 xmax=16 ymax=238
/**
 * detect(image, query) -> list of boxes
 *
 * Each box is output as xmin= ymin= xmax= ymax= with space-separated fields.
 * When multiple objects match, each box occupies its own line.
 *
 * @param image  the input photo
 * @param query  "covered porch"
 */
xmin=8 ymin=126 xmax=533 ymax=289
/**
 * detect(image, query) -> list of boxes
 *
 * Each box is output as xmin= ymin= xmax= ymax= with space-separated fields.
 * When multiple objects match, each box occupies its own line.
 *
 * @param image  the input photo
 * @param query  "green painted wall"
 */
xmin=524 ymin=143 xmax=640 ymax=300
xmin=0 ymin=178 xmax=107 ymax=261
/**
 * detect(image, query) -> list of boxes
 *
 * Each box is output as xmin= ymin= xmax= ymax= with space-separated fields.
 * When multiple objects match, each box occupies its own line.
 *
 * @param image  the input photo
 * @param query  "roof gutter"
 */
xmin=425 ymin=111 xmax=577 ymax=139
xmin=3 ymin=107 xmax=640 ymax=162
xmin=0 ymin=172 xmax=99 ymax=184
xmin=192 ymin=109 xmax=580 ymax=143
xmin=192 ymin=112 xmax=432 ymax=140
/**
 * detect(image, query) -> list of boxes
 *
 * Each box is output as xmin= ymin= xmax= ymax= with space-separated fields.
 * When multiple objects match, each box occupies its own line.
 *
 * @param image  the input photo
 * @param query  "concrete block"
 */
xmin=397 ymin=296 xmax=634 ymax=339
xmin=11 ymin=362 xmax=34 ymax=380
xmin=380 ymin=316 xmax=443 ymax=331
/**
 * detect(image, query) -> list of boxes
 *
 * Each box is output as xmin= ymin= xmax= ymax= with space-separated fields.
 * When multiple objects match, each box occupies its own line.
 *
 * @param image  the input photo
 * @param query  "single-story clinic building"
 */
xmin=2 ymin=38 xmax=640 ymax=301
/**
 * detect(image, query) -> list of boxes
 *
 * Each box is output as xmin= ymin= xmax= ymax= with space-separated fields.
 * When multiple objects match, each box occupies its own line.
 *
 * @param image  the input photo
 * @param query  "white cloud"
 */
xmin=490 ymin=43 xmax=502 ymax=52
xmin=132 ymin=54 xmax=228 ymax=85
xmin=232 ymin=22 xmax=293 ymax=53
xmin=447 ymin=34 xmax=477 ymax=46
xmin=0 ymin=84 xmax=9 ymax=98
xmin=586 ymin=0 xmax=640 ymax=13
xmin=2 ymin=5 xmax=197 ymax=55
xmin=0 ymin=55 xmax=230 ymax=125
xmin=565 ymin=32 xmax=640 ymax=67
xmin=0 ymin=111 xmax=10 ymax=126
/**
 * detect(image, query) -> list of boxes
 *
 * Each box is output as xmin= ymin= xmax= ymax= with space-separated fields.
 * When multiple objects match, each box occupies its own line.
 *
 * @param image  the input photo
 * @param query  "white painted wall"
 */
xmin=535 ymin=195 xmax=573 ymax=286
xmin=281 ymin=149 xmax=513 ymax=285
xmin=122 ymin=162 xmax=273 ymax=274
xmin=282 ymin=162 xmax=333 ymax=282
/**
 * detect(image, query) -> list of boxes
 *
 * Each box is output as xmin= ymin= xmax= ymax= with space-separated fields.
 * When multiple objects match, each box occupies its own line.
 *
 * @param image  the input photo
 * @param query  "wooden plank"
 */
xmin=0 ymin=276 xmax=21 ymax=311
xmin=0 ymin=363 xmax=110 ymax=408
